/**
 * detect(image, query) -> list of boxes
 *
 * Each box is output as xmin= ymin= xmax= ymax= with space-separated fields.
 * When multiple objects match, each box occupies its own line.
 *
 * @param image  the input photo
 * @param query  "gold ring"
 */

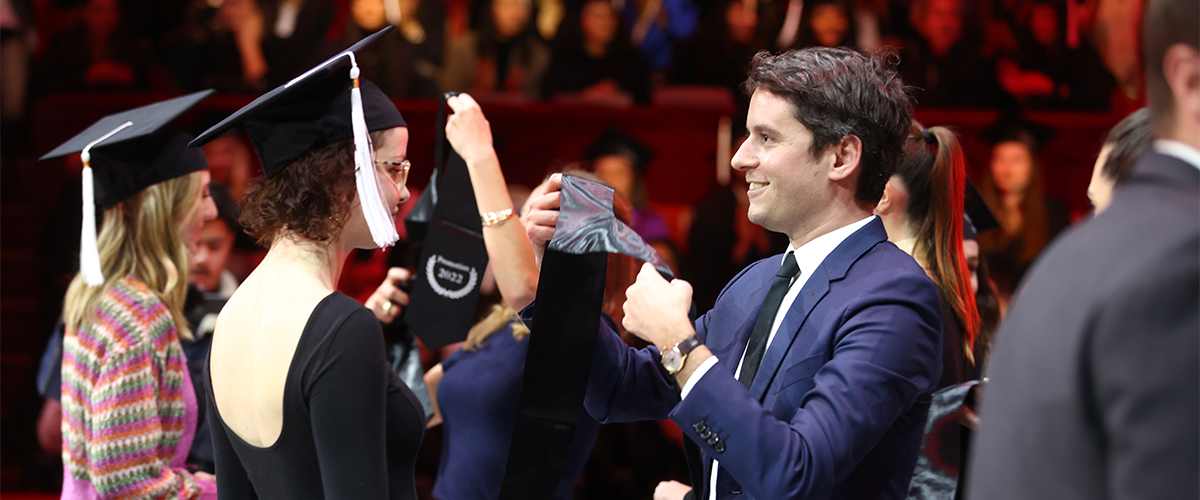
xmin=382 ymin=301 xmax=394 ymax=314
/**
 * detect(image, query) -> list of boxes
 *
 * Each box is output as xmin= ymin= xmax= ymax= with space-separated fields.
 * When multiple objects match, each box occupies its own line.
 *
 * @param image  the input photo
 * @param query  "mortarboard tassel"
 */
xmin=348 ymin=56 xmax=400 ymax=248
xmin=78 ymin=121 xmax=133 ymax=287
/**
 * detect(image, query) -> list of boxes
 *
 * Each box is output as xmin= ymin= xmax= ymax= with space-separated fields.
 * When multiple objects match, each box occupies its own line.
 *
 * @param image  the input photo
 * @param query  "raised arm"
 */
xmin=445 ymin=94 xmax=540 ymax=310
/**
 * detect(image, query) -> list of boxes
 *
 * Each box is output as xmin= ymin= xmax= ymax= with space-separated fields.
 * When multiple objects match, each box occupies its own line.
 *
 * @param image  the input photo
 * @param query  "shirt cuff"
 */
xmin=680 ymin=356 xmax=719 ymax=399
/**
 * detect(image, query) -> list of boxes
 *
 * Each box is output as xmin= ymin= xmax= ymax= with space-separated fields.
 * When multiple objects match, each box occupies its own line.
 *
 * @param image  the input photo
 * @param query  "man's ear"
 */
xmin=1163 ymin=44 xmax=1200 ymax=139
xmin=829 ymin=135 xmax=863 ymax=183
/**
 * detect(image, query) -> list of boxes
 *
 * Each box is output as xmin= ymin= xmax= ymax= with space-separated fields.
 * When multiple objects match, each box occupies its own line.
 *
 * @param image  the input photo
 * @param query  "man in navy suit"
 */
xmin=526 ymin=47 xmax=943 ymax=500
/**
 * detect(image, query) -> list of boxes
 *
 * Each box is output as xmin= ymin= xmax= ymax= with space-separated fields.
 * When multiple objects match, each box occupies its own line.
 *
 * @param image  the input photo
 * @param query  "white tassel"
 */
xmin=348 ymin=58 xmax=400 ymax=248
xmin=77 ymin=120 xmax=132 ymax=287
xmin=79 ymin=166 xmax=103 ymax=286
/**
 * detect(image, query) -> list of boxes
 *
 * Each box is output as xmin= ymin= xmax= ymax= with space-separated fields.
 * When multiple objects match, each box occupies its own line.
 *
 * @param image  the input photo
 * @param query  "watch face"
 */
xmin=662 ymin=349 xmax=683 ymax=373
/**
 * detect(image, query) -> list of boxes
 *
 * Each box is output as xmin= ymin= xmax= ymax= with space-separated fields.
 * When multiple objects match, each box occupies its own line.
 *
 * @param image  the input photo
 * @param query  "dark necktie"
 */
xmin=738 ymin=251 xmax=800 ymax=390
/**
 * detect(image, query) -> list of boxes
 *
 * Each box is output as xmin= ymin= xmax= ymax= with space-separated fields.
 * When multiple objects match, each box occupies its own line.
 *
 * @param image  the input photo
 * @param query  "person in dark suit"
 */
xmin=966 ymin=0 xmax=1199 ymax=498
xmin=525 ymin=47 xmax=942 ymax=500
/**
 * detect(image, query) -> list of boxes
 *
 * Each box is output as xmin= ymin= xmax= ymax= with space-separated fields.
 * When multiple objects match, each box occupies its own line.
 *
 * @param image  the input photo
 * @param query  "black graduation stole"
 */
xmin=403 ymin=94 xmax=489 ymax=349
xmin=499 ymin=175 xmax=673 ymax=499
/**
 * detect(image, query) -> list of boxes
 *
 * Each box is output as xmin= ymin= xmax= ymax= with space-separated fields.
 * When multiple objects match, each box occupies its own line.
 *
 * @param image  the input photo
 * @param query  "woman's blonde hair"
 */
xmin=63 ymin=170 xmax=205 ymax=341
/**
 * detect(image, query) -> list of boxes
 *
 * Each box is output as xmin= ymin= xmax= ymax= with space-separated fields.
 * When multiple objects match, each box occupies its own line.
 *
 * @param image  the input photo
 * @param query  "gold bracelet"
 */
xmin=481 ymin=208 xmax=515 ymax=227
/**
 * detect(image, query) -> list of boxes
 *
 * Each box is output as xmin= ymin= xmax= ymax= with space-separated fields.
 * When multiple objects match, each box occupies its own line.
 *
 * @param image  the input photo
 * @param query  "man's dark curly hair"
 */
xmin=742 ymin=47 xmax=913 ymax=205
xmin=240 ymin=130 xmax=388 ymax=245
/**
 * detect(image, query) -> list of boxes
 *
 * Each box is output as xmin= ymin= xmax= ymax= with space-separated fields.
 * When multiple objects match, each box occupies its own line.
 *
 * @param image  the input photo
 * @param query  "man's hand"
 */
xmin=623 ymin=262 xmax=694 ymax=350
xmin=366 ymin=267 xmax=411 ymax=324
xmin=654 ymin=480 xmax=692 ymax=500
xmin=444 ymin=93 xmax=496 ymax=165
xmin=523 ymin=173 xmax=563 ymax=268
xmin=194 ymin=471 xmax=216 ymax=483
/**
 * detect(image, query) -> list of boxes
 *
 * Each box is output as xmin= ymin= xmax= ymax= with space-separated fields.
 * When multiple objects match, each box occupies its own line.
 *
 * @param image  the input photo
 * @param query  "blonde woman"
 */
xmin=49 ymin=95 xmax=219 ymax=499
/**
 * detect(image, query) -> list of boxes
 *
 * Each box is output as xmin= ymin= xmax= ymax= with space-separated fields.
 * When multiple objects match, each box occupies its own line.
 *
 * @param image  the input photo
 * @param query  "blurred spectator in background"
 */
xmin=977 ymin=117 xmax=1068 ymax=298
xmin=996 ymin=0 xmax=1115 ymax=110
xmin=36 ymin=0 xmax=152 ymax=94
xmin=442 ymin=0 xmax=550 ymax=101
xmin=259 ymin=0 xmax=335 ymax=87
xmin=795 ymin=0 xmax=857 ymax=48
xmin=898 ymin=0 xmax=1000 ymax=108
xmin=1088 ymin=107 xmax=1153 ymax=214
xmin=687 ymin=165 xmax=788 ymax=313
xmin=1 ymin=0 xmax=35 ymax=159
xmin=192 ymin=111 xmax=258 ymax=201
xmin=585 ymin=128 xmax=679 ymax=272
xmin=542 ymin=0 xmax=652 ymax=105
xmin=622 ymin=0 xmax=699 ymax=73
xmin=670 ymin=0 xmax=766 ymax=120
xmin=164 ymin=0 xmax=272 ymax=91
xmin=329 ymin=0 xmax=444 ymax=97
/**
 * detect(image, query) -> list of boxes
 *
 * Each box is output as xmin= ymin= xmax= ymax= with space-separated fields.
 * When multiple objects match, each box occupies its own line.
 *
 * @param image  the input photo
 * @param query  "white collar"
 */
xmin=1153 ymin=140 xmax=1200 ymax=172
xmin=785 ymin=215 xmax=876 ymax=280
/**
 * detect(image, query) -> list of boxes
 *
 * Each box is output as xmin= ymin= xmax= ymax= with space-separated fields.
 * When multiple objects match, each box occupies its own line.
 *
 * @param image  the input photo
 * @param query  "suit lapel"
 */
xmin=747 ymin=218 xmax=889 ymax=399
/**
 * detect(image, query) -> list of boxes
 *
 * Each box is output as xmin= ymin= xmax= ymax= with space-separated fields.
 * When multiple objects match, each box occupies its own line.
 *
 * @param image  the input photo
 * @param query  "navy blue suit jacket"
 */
xmin=579 ymin=218 xmax=943 ymax=500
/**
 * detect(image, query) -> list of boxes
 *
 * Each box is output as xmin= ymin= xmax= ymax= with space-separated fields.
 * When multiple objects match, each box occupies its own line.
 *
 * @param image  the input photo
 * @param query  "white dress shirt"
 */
xmin=679 ymin=215 xmax=876 ymax=500
xmin=1153 ymin=139 xmax=1200 ymax=171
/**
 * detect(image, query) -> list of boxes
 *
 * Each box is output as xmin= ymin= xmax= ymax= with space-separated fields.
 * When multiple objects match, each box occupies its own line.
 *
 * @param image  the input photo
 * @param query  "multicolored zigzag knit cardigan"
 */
xmin=61 ymin=275 xmax=204 ymax=500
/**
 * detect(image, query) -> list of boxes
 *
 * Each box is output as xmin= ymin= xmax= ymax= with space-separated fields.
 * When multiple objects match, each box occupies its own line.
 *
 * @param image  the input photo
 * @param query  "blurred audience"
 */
xmin=37 ymin=0 xmax=151 ymax=94
xmin=898 ymin=0 xmax=1000 ymax=108
xmin=977 ymin=117 xmax=1069 ymax=297
xmin=543 ymin=0 xmax=653 ymax=105
xmin=329 ymin=0 xmax=444 ymax=98
xmin=165 ymin=0 xmax=271 ymax=92
xmin=621 ymin=0 xmax=700 ymax=72
xmin=442 ymin=0 xmax=550 ymax=100
xmin=796 ymin=0 xmax=857 ymax=49
xmin=670 ymin=0 xmax=767 ymax=120
xmin=995 ymin=0 xmax=1116 ymax=110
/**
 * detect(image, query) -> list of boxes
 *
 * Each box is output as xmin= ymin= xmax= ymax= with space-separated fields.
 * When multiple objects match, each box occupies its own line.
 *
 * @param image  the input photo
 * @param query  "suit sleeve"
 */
xmin=307 ymin=309 xmax=393 ymax=499
xmin=518 ymin=305 xmax=682 ymax=423
xmin=1090 ymin=252 xmax=1200 ymax=500
xmin=669 ymin=270 xmax=942 ymax=500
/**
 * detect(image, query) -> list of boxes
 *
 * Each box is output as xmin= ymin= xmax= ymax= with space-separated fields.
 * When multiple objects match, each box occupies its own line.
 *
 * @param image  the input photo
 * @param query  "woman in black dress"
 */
xmin=191 ymin=28 xmax=425 ymax=499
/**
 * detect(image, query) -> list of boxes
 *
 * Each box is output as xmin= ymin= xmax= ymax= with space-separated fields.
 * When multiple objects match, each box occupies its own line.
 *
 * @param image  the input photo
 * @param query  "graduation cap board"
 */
xmin=499 ymin=175 xmax=672 ymax=499
xmin=190 ymin=26 xmax=405 ymax=249
xmin=981 ymin=115 xmax=1055 ymax=153
xmin=963 ymin=180 xmax=999 ymax=240
xmin=402 ymin=93 xmax=489 ymax=350
xmin=39 ymin=90 xmax=214 ymax=286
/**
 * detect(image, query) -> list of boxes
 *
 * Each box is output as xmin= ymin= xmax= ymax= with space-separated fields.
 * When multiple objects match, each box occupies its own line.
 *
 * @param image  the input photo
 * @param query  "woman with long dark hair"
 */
xmin=875 ymin=123 xmax=979 ymax=388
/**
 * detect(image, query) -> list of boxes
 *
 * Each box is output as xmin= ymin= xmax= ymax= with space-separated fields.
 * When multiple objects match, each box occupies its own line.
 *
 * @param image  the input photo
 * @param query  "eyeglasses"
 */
xmin=375 ymin=159 xmax=410 ymax=186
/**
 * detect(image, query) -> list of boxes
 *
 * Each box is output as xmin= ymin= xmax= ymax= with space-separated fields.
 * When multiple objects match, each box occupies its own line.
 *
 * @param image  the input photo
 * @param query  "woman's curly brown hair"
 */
xmin=241 ymin=130 xmax=388 ymax=245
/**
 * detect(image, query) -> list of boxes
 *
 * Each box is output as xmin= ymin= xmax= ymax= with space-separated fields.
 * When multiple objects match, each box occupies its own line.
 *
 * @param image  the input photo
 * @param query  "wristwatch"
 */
xmin=661 ymin=334 xmax=703 ymax=375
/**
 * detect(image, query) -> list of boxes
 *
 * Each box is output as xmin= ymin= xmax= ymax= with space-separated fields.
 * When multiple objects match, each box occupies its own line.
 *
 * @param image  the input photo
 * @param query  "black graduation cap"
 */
xmin=981 ymin=115 xmax=1056 ymax=153
xmin=500 ymin=175 xmax=672 ymax=499
xmin=190 ymin=26 xmax=406 ymax=248
xmin=189 ymin=27 xmax=406 ymax=176
xmin=584 ymin=127 xmax=657 ymax=172
xmin=39 ymin=90 xmax=214 ymax=286
xmin=963 ymin=180 xmax=999 ymax=240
